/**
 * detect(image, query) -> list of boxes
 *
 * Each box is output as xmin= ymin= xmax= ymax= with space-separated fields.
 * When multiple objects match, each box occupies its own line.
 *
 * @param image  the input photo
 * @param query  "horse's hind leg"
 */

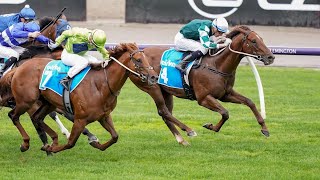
xmin=198 ymin=95 xmax=229 ymax=133
xmin=220 ymin=89 xmax=269 ymax=137
xmin=30 ymin=103 xmax=59 ymax=153
xmin=48 ymin=111 xmax=70 ymax=138
xmin=162 ymin=93 xmax=190 ymax=146
xmin=8 ymin=104 xmax=32 ymax=152
xmin=90 ymin=115 xmax=118 ymax=151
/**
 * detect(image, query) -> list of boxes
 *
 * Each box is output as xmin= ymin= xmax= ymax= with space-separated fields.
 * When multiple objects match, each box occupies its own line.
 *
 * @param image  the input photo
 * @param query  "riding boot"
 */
xmin=60 ymin=76 xmax=71 ymax=90
xmin=0 ymin=57 xmax=18 ymax=78
xmin=175 ymin=50 xmax=204 ymax=74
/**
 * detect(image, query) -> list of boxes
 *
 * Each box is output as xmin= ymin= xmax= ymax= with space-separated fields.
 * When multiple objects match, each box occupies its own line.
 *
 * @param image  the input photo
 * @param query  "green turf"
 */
xmin=0 ymin=66 xmax=319 ymax=179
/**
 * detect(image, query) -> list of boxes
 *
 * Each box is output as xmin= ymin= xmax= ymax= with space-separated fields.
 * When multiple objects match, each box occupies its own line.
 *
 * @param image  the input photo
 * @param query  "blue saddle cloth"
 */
xmin=39 ymin=60 xmax=91 ymax=96
xmin=157 ymin=49 xmax=193 ymax=89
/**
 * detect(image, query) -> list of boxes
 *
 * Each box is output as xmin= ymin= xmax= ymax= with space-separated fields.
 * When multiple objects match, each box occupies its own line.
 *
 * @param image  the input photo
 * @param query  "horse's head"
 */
xmin=39 ymin=15 xmax=71 ymax=41
xmin=227 ymin=26 xmax=275 ymax=65
xmin=110 ymin=43 xmax=158 ymax=85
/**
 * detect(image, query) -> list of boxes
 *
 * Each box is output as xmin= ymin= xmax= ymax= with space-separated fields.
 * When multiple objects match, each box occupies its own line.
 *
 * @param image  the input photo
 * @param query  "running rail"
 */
xmin=104 ymin=43 xmax=320 ymax=119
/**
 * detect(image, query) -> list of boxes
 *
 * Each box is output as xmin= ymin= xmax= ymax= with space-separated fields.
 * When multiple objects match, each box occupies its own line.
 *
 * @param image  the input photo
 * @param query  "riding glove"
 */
xmin=48 ymin=40 xmax=58 ymax=50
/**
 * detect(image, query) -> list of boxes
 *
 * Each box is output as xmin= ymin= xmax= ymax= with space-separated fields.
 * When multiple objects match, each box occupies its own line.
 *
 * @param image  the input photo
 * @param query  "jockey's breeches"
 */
xmin=61 ymin=49 xmax=102 ymax=78
xmin=174 ymin=32 xmax=208 ymax=54
xmin=0 ymin=45 xmax=25 ymax=59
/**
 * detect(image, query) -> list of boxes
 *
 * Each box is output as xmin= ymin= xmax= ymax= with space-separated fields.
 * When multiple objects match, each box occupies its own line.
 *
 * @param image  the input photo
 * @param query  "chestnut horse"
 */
xmin=0 ymin=16 xmax=97 ymax=152
xmin=129 ymin=25 xmax=275 ymax=144
xmin=0 ymin=43 xmax=158 ymax=154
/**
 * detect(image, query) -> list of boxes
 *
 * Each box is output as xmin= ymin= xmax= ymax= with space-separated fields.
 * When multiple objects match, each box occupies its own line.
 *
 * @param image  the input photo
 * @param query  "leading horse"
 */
xmin=0 ymin=43 xmax=159 ymax=154
xmin=129 ymin=25 xmax=275 ymax=144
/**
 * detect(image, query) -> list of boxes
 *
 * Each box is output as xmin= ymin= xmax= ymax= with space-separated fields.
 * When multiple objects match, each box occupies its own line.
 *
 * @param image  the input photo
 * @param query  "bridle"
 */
xmin=228 ymin=30 xmax=264 ymax=61
xmin=109 ymin=50 xmax=154 ymax=82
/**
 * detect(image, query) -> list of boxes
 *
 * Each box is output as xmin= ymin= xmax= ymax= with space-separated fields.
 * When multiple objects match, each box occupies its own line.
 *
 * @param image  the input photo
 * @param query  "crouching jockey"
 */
xmin=48 ymin=27 xmax=110 ymax=89
xmin=174 ymin=17 xmax=232 ymax=73
xmin=0 ymin=21 xmax=50 ymax=77
xmin=0 ymin=4 xmax=36 ymax=32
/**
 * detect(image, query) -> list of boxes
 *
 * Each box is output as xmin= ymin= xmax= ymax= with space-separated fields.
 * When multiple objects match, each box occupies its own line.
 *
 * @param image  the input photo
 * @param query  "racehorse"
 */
xmin=0 ymin=43 xmax=158 ymax=154
xmin=0 ymin=15 xmax=97 ymax=153
xmin=129 ymin=25 xmax=275 ymax=144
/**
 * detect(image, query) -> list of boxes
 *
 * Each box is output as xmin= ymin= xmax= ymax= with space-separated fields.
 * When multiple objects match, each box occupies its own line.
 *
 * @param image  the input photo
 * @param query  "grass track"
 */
xmin=0 ymin=66 xmax=319 ymax=179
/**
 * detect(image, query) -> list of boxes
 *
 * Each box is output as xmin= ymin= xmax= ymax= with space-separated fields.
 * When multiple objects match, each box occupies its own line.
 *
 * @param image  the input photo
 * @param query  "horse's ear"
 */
xmin=60 ymin=14 xmax=67 ymax=20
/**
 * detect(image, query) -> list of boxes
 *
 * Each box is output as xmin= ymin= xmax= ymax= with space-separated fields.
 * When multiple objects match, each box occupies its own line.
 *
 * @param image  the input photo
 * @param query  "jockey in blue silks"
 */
xmin=0 ymin=21 xmax=50 ymax=77
xmin=0 ymin=4 xmax=36 ymax=32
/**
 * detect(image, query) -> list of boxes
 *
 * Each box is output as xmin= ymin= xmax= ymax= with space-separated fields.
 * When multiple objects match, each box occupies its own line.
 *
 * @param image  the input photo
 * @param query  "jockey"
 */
xmin=48 ymin=27 xmax=110 ymax=89
xmin=174 ymin=17 xmax=232 ymax=73
xmin=0 ymin=4 xmax=36 ymax=32
xmin=0 ymin=21 xmax=50 ymax=77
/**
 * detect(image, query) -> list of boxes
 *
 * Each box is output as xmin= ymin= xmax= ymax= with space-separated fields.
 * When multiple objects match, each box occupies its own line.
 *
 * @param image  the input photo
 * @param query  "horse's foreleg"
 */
xmin=90 ymin=115 xmax=118 ymax=151
xmin=57 ymin=110 xmax=99 ymax=143
xmin=49 ymin=111 xmax=70 ymax=139
xmin=198 ymin=95 xmax=229 ymax=132
xmin=162 ymin=93 xmax=190 ymax=146
xmin=221 ymin=90 xmax=269 ymax=137
xmin=47 ymin=119 xmax=86 ymax=153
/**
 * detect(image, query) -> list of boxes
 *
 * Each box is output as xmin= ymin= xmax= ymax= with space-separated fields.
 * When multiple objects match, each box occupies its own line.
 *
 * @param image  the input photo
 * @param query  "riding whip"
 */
xmin=40 ymin=7 xmax=67 ymax=33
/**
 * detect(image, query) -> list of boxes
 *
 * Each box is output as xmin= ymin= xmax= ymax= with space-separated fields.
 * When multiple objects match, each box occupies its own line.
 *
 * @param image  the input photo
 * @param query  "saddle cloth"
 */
xmin=158 ymin=48 xmax=194 ymax=89
xmin=39 ymin=60 xmax=91 ymax=96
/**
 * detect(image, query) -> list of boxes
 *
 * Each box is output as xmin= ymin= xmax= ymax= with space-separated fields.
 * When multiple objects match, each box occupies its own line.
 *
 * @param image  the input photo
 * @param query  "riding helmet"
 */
xmin=20 ymin=4 xmax=36 ymax=20
xmin=212 ymin=17 xmax=229 ymax=33
xmin=91 ymin=29 xmax=106 ymax=47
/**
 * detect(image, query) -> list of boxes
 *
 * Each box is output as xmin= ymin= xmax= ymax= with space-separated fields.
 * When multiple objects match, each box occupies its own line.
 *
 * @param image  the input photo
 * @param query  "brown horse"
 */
xmin=0 ymin=43 xmax=158 ymax=154
xmin=0 ymin=16 xmax=98 ymax=153
xmin=129 ymin=25 xmax=275 ymax=144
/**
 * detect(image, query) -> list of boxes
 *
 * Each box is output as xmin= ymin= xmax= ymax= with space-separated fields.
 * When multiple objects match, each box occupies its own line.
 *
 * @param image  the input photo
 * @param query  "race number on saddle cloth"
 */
xmin=158 ymin=49 xmax=195 ymax=89
xmin=39 ymin=60 xmax=90 ymax=96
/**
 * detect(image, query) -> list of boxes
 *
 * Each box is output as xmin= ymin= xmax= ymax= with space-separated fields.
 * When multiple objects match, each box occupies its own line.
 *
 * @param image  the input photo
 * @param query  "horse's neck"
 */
xmin=205 ymin=46 xmax=242 ymax=74
xmin=104 ymin=59 xmax=129 ymax=94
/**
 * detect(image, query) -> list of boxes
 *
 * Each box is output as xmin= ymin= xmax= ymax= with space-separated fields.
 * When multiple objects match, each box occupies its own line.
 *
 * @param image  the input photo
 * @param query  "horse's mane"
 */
xmin=109 ymin=43 xmax=138 ymax=58
xmin=38 ymin=16 xmax=54 ymax=30
xmin=19 ymin=45 xmax=63 ymax=60
xmin=226 ymin=25 xmax=251 ymax=39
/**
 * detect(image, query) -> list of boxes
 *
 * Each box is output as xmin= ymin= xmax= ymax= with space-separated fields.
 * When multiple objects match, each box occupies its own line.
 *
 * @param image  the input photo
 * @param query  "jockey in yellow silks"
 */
xmin=174 ymin=17 xmax=232 ymax=73
xmin=48 ymin=27 xmax=109 ymax=89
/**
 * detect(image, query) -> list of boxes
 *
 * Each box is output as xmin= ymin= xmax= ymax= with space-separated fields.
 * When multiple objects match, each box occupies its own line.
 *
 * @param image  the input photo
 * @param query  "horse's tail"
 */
xmin=0 ymin=68 xmax=17 ymax=105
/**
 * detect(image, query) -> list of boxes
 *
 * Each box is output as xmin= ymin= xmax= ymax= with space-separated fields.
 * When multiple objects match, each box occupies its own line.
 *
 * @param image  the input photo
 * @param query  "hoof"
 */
xmin=46 ymin=151 xmax=53 ymax=156
xmin=40 ymin=144 xmax=50 ymax=151
xmin=203 ymin=123 xmax=214 ymax=130
xmin=20 ymin=144 xmax=29 ymax=152
xmin=88 ymin=136 xmax=99 ymax=144
xmin=89 ymin=141 xmax=100 ymax=149
xmin=187 ymin=130 xmax=197 ymax=137
xmin=179 ymin=140 xmax=190 ymax=146
xmin=261 ymin=130 xmax=270 ymax=137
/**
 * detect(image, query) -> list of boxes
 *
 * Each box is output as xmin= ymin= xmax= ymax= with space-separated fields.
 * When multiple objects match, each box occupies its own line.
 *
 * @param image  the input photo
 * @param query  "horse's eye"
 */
xmin=136 ymin=58 xmax=141 ymax=62
xmin=252 ymin=39 xmax=256 ymax=43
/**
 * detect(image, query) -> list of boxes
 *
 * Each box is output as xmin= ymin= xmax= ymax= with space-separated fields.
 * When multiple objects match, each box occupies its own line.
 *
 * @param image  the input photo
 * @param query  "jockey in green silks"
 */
xmin=48 ymin=27 xmax=109 ymax=89
xmin=175 ymin=17 xmax=232 ymax=73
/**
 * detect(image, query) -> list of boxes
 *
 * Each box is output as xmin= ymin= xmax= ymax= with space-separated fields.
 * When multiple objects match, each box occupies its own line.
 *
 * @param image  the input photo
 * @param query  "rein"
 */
xmin=109 ymin=57 xmax=140 ymax=77
xmin=228 ymin=44 xmax=262 ymax=60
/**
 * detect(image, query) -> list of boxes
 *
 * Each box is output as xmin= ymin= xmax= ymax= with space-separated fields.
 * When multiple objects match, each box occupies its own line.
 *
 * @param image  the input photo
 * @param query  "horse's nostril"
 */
xmin=268 ymin=55 xmax=275 ymax=60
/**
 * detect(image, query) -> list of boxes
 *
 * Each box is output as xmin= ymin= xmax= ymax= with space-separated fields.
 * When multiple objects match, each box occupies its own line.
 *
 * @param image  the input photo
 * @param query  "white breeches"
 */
xmin=61 ymin=49 xmax=102 ymax=78
xmin=174 ymin=32 xmax=208 ymax=54
xmin=0 ymin=45 xmax=25 ymax=59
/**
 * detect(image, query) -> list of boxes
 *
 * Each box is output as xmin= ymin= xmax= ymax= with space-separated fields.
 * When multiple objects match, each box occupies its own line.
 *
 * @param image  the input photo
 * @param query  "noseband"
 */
xmin=109 ymin=50 xmax=154 ymax=82
xmin=229 ymin=31 xmax=264 ymax=61
xmin=129 ymin=50 xmax=154 ymax=82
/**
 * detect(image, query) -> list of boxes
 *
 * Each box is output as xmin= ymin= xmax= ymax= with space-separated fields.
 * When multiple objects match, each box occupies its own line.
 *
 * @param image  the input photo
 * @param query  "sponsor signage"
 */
xmin=0 ymin=0 xmax=86 ymax=21
xmin=126 ymin=0 xmax=320 ymax=27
